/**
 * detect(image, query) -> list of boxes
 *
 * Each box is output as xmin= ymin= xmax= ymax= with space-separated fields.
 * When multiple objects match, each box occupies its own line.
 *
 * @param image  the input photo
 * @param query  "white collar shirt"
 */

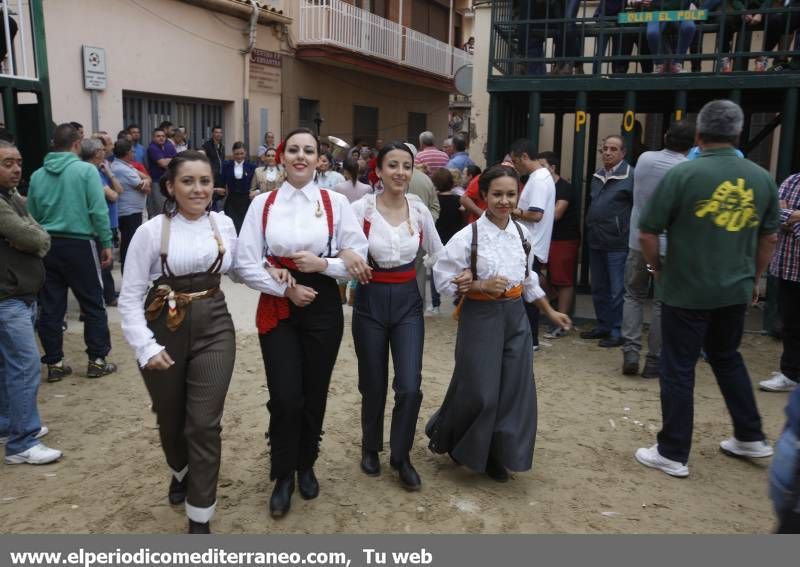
xmin=234 ymin=181 xmax=368 ymax=296
xmin=350 ymin=193 xmax=443 ymax=268
xmin=118 ymin=212 xmax=237 ymax=368
xmin=433 ymin=214 xmax=545 ymax=302
xmin=234 ymin=161 xmax=244 ymax=180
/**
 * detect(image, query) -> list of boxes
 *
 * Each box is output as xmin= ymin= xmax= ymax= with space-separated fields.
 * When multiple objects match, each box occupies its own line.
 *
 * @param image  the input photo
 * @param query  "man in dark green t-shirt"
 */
xmin=634 ymin=100 xmax=780 ymax=478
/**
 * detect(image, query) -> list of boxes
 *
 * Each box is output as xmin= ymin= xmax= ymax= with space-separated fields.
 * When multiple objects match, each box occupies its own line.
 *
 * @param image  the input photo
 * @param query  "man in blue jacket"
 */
xmin=581 ymin=134 xmax=633 ymax=347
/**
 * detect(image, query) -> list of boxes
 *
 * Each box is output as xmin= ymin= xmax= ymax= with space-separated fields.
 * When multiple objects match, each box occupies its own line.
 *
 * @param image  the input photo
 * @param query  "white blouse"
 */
xmin=351 ymin=193 xmax=443 ymax=269
xmin=433 ymin=213 xmax=546 ymax=303
xmin=235 ymin=181 xmax=369 ymax=296
xmin=118 ymin=212 xmax=238 ymax=367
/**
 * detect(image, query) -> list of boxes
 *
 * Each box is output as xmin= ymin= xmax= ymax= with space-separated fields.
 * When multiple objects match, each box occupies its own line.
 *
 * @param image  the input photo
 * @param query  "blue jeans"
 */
xmin=589 ymin=249 xmax=628 ymax=338
xmin=0 ymin=299 xmax=43 ymax=456
xmin=657 ymin=303 xmax=765 ymax=464
xmin=770 ymin=426 xmax=800 ymax=525
xmin=646 ymin=21 xmax=696 ymax=66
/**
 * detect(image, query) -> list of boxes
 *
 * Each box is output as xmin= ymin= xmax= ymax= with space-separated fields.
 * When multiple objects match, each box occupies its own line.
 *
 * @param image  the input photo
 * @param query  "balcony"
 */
xmin=489 ymin=0 xmax=800 ymax=87
xmin=0 ymin=0 xmax=40 ymax=82
xmin=297 ymin=0 xmax=473 ymax=81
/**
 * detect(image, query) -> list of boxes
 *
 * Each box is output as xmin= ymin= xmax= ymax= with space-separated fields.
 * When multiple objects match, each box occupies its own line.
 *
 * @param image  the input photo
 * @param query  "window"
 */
xmin=353 ymin=105 xmax=379 ymax=146
xmin=407 ymin=112 xmax=427 ymax=143
xmin=122 ymin=92 xmax=223 ymax=149
xmin=299 ymin=98 xmax=321 ymax=133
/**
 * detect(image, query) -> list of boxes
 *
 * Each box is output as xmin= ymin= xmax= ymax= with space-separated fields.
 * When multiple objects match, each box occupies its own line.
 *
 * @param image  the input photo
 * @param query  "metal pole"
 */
xmin=527 ymin=91 xmax=541 ymax=153
xmin=16 ymin=0 xmax=28 ymax=77
xmin=622 ymin=90 xmax=636 ymax=156
xmin=90 ymin=90 xmax=99 ymax=133
xmin=2 ymin=3 xmax=14 ymax=76
xmin=728 ymin=89 xmax=741 ymax=105
xmin=30 ymin=0 xmax=53 ymax=146
xmin=488 ymin=94 xmax=501 ymax=166
xmin=673 ymin=90 xmax=687 ymax=123
xmin=554 ymin=111 xmax=564 ymax=156
xmin=2 ymin=87 xmax=16 ymax=135
xmin=777 ymin=87 xmax=798 ymax=183
xmin=571 ymin=92 xmax=588 ymax=289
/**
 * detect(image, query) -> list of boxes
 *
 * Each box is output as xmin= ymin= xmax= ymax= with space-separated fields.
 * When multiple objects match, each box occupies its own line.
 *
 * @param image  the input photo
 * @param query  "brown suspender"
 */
xmin=469 ymin=220 xmax=530 ymax=280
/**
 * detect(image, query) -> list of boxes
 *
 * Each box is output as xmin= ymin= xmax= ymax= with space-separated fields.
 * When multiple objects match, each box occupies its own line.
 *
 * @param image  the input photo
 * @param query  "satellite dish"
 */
xmin=454 ymin=64 xmax=473 ymax=96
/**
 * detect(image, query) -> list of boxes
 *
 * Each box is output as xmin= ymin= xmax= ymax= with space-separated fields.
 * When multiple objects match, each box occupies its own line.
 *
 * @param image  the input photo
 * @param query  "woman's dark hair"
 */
xmin=283 ymin=127 xmax=319 ymax=154
xmin=342 ymin=157 xmax=359 ymax=182
xmin=159 ymin=150 xmax=212 ymax=215
xmin=431 ymin=167 xmax=454 ymax=193
xmin=232 ymin=141 xmax=246 ymax=152
xmin=320 ymin=152 xmax=334 ymax=164
xmin=465 ymin=164 xmax=482 ymax=178
xmin=478 ymin=165 xmax=518 ymax=199
xmin=375 ymin=141 xmax=415 ymax=168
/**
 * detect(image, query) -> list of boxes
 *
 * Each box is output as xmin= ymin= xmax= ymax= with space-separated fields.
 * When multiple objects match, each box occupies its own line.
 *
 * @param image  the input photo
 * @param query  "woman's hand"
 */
xmin=285 ymin=284 xmax=318 ymax=307
xmin=451 ymin=269 xmax=473 ymax=294
xmin=546 ymin=309 xmax=572 ymax=331
xmin=339 ymin=249 xmax=373 ymax=284
xmin=214 ymin=187 xmax=227 ymax=197
xmin=144 ymin=350 xmax=174 ymax=371
xmin=291 ymin=251 xmax=328 ymax=273
xmin=474 ymin=276 xmax=509 ymax=298
xmin=266 ymin=267 xmax=295 ymax=287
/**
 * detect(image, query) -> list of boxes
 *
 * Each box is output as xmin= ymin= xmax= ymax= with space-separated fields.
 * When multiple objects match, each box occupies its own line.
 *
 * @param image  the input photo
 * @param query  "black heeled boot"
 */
xmin=360 ymin=450 xmax=380 ymax=476
xmin=269 ymin=476 xmax=294 ymax=518
xmin=188 ymin=519 xmax=210 ymax=534
xmin=390 ymin=457 xmax=421 ymax=491
xmin=168 ymin=475 xmax=188 ymax=505
xmin=298 ymin=468 xmax=319 ymax=500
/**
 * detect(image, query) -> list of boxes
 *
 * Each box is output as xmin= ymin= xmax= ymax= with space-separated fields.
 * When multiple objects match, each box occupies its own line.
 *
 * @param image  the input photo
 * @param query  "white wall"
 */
xmin=43 ymin=0 xmax=283 ymax=150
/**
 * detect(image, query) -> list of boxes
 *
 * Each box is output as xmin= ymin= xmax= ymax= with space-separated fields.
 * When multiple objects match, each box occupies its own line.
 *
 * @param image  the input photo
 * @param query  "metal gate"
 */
xmin=122 ymin=92 xmax=225 ymax=150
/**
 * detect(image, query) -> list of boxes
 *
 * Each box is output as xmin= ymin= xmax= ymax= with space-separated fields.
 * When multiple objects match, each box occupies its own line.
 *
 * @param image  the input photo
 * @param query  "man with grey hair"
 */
xmin=415 ymin=131 xmax=448 ymax=175
xmin=634 ymin=100 xmax=780 ymax=478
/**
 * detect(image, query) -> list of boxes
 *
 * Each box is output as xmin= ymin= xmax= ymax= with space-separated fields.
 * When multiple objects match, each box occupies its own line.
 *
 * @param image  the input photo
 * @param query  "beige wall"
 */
xmin=43 ymin=0 xmax=283 ymax=152
xmin=281 ymin=58 xmax=449 ymax=145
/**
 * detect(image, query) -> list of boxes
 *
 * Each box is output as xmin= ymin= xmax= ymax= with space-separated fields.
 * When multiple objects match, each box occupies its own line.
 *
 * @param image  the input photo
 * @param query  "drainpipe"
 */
xmin=242 ymin=0 xmax=259 ymax=153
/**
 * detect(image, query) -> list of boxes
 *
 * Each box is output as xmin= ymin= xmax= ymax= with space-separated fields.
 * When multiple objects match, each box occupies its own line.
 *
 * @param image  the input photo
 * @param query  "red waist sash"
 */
xmin=255 ymin=256 xmax=298 ymax=335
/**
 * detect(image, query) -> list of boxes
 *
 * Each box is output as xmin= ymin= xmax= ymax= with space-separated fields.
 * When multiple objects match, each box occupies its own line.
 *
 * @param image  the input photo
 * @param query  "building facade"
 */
xmin=41 ymin=0 xmax=470 ymax=156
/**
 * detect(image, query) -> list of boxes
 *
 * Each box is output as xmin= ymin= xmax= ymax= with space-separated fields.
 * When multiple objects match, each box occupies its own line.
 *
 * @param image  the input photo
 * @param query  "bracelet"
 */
xmin=646 ymin=263 xmax=659 ymax=274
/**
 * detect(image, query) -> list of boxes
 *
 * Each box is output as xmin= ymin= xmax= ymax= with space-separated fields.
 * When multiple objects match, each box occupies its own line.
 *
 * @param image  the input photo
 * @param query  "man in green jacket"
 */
xmin=27 ymin=123 xmax=117 ymax=381
xmin=0 ymin=139 xmax=63 ymax=464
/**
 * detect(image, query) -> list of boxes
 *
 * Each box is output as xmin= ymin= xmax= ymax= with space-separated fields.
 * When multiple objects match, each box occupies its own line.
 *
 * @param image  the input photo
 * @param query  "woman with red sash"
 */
xmin=235 ymin=128 xmax=368 ymax=518
xmin=348 ymin=143 xmax=459 ymax=491
xmin=426 ymin=165 xmax=571 ymax=482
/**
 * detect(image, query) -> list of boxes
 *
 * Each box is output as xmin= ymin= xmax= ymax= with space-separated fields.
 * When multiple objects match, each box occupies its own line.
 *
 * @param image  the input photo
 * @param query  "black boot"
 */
xmin=168 ymin=475 xmax=187 ymax=505
xmin=269 ymin=476 xmax=294 ymax=518
xmin=298 ymin=468 xmax=319 ymax=500
xmin=188 ymin=520 xmax=210 ymax=534
xmin=390 ymin=457 xmax=421 ymax=491
xmin=485 ymin=455 xmax=509 ymax=482
xmin=360 ymin=450 xmax=380 ymax=476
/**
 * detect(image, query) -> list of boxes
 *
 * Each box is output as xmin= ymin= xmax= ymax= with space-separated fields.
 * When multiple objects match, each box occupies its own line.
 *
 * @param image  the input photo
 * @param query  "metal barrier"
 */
xmin=0 ymin=0 xmax=36 ymax=80
xmin=489 ymin=0 xmax=800 ymax=76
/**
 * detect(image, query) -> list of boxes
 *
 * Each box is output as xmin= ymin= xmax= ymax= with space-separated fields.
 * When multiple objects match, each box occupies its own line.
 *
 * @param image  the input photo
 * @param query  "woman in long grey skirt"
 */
xmin=426 ymin=165 xmax=571 ymax=481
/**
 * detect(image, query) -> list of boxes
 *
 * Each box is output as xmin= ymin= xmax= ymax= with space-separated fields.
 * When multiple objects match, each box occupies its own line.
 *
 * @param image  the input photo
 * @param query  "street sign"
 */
xmin=82 ymin=45 xmax=107 ymax=91
xmin=618 ymin=9 xmax=707 ymax=24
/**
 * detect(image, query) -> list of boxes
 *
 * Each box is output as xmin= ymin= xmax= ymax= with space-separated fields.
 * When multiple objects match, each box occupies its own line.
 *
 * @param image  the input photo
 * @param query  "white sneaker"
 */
xmin=720 ymin=437 xmax=773 ymax=458
xmin=5 ymin=443 xmax=63 ymax=465
xmin=635 ymin=444 xmax=689 ymax=477
xmin=0 ymin=426 xmax=48 ymax=446
xmin=759 ymin=372 xmax=797 ymax=392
